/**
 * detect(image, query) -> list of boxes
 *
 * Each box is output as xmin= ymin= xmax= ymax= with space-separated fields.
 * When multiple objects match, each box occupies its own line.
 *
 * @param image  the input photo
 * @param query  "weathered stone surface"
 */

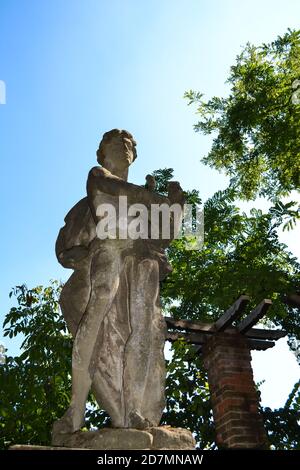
xmin=10 ymin=445 xmax=86 ymax=451
xmin=52 ymin=428 xmax=153 ymax=450
xmin=151 ymin=426 xmax=196 ymax=450
xmin=51 ymin=426 xmax=194 ymax=450
xmin=52 ymin=129 xmax=185 ymax=437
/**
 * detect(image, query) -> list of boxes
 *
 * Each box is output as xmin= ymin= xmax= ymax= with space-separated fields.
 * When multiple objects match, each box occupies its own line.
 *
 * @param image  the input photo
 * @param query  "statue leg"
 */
xmin=122 ymin=258 xmax=166 ymax=428
xmin=53 ymin=248 xmax=121 ymax=434
xmin=59 ymin=267 xmax=91 ymax=337
xmin=140 ymin=290 xmax=166 ymax=425
xmin=59 ymin=266 xmax=126 ymax=426
xmin=90 ymin=295 xmax=130 ymax=428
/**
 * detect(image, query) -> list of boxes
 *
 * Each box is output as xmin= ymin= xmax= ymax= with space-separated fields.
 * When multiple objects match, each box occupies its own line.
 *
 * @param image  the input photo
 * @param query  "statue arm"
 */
xmin=86 ymin=167 xmax=186 ymax=247
xmin=55 ymin=227 xmax=89 ymax=268
xmin=87 ymin=166 xmax=169 ymax=208
xmin=56 ymin=245 xmax=89 ymax=269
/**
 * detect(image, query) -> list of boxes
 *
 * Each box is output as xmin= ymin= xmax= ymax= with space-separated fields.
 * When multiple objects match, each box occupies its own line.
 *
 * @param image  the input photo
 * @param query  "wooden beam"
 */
xmin=165 ymin=331 xmax=208 ymax=345
xmin=194 ymin=345 xmax=202 ymax=354
xmin=166 ymin=330 xmax=277 ymax=351
xmin=214 ymin=295 xmax=250 ymax=331
xmin=283 ymin=293 xmax=300 ymax=309
xmin=165 ymin=316 xmax=286 ymax=341
xmin=237 ymin=299 xmax=272 ymax=333
xmin=245 ymin=328 xmax=286 ymax=341
xmin=247 ymin=339 xmax=275 ymax=351
xmin=193 ymin=338 xmax=275 ymax=353
xmin=165 ymin=317 xmax=214 ymax=333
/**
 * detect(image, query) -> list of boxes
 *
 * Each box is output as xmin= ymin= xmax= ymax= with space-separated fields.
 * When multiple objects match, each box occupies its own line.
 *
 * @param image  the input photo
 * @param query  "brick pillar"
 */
xmin=202 ymin=330 xmax=268 ymax=449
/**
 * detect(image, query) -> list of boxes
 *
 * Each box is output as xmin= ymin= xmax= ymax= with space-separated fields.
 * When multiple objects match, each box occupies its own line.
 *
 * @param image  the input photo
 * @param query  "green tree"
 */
xmin=156 ymin=168 xmax=300 ymax=449
xmin=162 ymin=339 xmax=215 ymax=449
xmin=263 ymin=379 xmax=300 ymax=449
xmin=185 ymin=29 xmax=300 ymax=202
xmin=181 ymin=28 xmax=300 ymax=447
xmin=0 ymin=283 xmax=108 ymax=449
xmin=1 ymin=168 xmax=300 ymax=449
xmin=184 ymin=28 xmax=300 ymax=328
xmin=0 ymin=283 xmax=71 ymax=448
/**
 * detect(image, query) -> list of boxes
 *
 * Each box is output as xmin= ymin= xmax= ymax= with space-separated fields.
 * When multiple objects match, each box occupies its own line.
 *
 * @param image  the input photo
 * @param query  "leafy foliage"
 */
xmin=185 ymin=29 xmax=300 ymax=201
xmin=156 ymin=171 xmax=300 ymax=329
xmin=263 ymin=380 xmax=300 ymax=449
xmin=0 ymin=282 xmax=71 ymax=448
xmin=269 ymin=200 xmax=300 ymax=231
xmin=157 ymin=169 xmax=300 ymax=449
xmin=1 ymin=168 xmax=300 ymax=449
xmin=0 ymin=282 xmax=108 ymax=449
xmin=2 ymin=28 xmax=300 ymax=451
xmin=162 ymin=340 xmax=215 ymax=449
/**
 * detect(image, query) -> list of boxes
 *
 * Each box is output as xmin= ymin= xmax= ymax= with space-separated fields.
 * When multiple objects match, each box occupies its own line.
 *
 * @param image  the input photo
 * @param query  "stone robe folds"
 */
xmin=56 ymin=194 xmax=172 ymax=428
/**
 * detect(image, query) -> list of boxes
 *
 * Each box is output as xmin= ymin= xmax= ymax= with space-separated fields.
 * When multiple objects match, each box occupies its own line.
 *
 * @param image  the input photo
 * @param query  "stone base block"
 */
xmin=51 ymin=425 xmax=195 ymax=450
xmin=10 ymin=445 xmax=85 ymax=450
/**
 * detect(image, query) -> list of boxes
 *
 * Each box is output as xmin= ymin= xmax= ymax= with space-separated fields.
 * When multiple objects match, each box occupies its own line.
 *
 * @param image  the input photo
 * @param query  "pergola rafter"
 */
xmin=164 ymin=295 xmax=287 ymax=449
xmin=165 ymin=295 xmax=286 ymax=351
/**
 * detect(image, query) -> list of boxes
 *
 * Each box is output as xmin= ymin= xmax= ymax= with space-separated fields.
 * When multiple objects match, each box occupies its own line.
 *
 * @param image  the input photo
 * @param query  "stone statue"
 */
xmin=52 ymin=129 xmax=186 ymax=440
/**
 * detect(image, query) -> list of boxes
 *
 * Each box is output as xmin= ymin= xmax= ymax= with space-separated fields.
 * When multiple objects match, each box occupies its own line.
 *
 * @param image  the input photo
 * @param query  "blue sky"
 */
xmin=0 ymin=0 xmax=299 ymax=409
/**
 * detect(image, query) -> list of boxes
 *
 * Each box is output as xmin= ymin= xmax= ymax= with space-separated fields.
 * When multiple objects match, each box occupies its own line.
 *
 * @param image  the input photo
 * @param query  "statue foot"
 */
xmin=128 ymin=410 xmax=153 ymax=430
xmin=52 ymin=407 xmax=84 ymax=436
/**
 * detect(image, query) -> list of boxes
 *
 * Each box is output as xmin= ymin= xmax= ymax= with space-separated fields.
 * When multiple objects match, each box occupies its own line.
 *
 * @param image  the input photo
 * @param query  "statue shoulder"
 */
xmin=88 ymin=166 xmax=111 ymax=180
xmin=64 ymin=197 xmax=90 ymax=224
xmin=56 ymin=197 xmax=96 ymax=260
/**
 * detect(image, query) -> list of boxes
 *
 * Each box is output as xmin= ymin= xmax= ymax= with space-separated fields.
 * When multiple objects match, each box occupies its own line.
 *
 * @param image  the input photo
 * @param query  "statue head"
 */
xmin=97 ymin=129 xmax=137 ymax=176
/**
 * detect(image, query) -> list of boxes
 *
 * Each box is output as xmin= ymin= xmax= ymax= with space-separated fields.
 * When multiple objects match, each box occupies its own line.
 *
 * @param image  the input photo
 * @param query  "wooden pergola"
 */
xmin=164 ymin=295 xmax=287 ymax=449
xmin=165 ymin=295 xmax=286 ymax=352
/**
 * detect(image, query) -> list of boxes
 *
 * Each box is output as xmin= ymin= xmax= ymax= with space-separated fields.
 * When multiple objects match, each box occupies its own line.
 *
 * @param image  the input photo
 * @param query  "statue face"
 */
xmin=103 ymin=134 xmax=135 ymax=171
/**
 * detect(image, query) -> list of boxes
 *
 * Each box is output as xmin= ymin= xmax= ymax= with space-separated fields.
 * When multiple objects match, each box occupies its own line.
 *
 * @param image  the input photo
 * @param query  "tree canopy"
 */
xmin=1 ymin=169 xmax=299 ymax=449
xmin=185 ymin=29 xmax=300 ymax=202
xmin=1 ymin=29 xmax=300 ymax=451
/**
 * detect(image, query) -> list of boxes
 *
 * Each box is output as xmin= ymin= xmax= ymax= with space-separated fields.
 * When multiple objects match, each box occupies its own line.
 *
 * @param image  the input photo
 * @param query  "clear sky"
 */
xmin=0 ymin=0 xmax=299 ymax=409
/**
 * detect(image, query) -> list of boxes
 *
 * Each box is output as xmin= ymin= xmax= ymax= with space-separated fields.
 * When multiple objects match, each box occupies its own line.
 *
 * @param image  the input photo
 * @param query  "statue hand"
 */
xmin=167 ymin=181 xmax=185 ymax=206
xmin=145 ymin=174 xmax=156 ymax=191
xmin=58 ymin=246 xmax=88 ymax=269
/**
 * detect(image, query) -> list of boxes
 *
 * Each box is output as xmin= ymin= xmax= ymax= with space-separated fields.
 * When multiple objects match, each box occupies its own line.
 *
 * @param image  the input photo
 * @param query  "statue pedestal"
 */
xmin=50 ymin=426 xmax=195 ymax=450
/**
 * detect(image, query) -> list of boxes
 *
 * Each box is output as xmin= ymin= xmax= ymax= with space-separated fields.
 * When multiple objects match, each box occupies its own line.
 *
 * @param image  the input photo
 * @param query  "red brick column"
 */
xmin=202 ymin=330 xmax=268 ymax=449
